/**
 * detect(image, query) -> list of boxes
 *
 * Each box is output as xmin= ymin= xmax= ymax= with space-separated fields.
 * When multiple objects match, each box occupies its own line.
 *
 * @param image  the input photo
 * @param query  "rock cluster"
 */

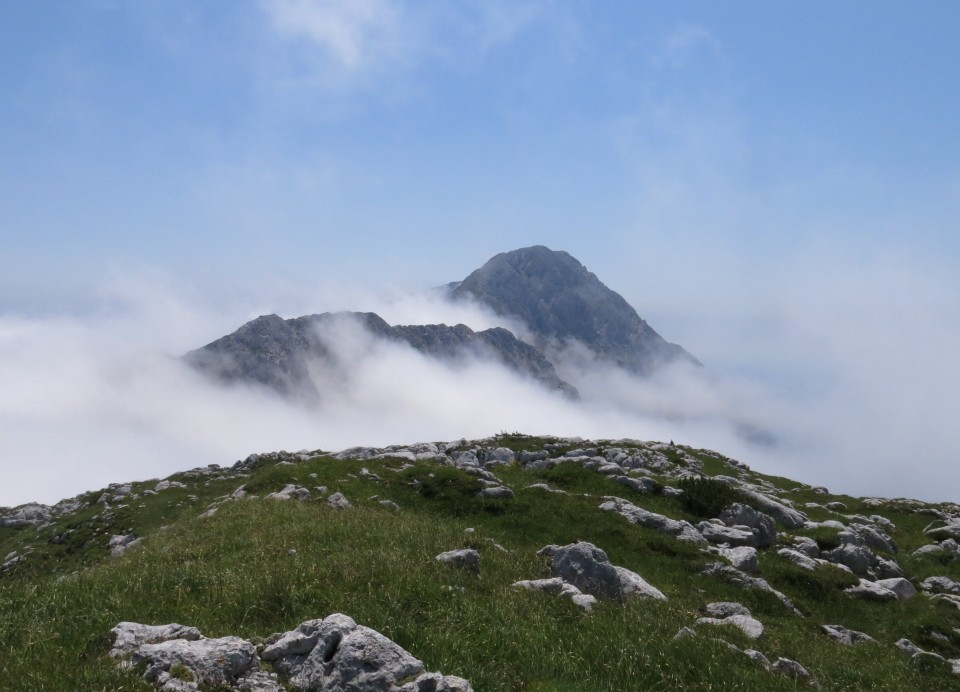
xmin=111 ymin=615 xmax=472 ymax=692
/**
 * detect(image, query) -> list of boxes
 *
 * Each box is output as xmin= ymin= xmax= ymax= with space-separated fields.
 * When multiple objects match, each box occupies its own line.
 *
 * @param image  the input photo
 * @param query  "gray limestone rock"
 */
xmin=844 ymin=579 xmax=898 ymax=602
xmin=922 ymin=576 xmax=960 ymax=594
xmin=478 ymin=486 xmax=514 ymax=499
xmin=108 ymin=534 xmax=143 ymax=558
xmin=611 ymin=475 xmax=660 ymax=494
xmin=154 ymin=480 xmax=187 ymax=492
xmin=704 ymin=602 xmax=752 ymax=618
xmin=792 ymin=536 xmax=820 ymax=558
xmin=823 ymin=543 xmax=877 ymax=577
xmin=718 ymin=546 xmax=759 ymax=573
xmin=697 ymin=521 xmax=758 ymax=547
xmin=134 ymin=636 xmax=259 ymax=690
xmin=511 ymin=577 xmax=598 ymax=612
xmin=327 ymin=492 xmax=352 ymax=509
xmin=875 ymin=577 xmax=916 ymax=600
xmin=702 ymin=563 xmax=802 ymax=616
xmin=486 ymin=447 xmax=516 ymax=465
xmin=110 ymin=622 xmax=203 ymax=658
xmin=435 ymin=549 xmax=481 ymax=573
xmin=777 ymin=548 xmax=820 ymax=571
xmin=599 ymin=497 xmax=706 ymax=544
xmin=0 ymin=503 xmax=51 ymax=528
xmin=540 ymin=541 xmax=666 ymax=602
xmin=822 ymin=624 xmax=876 ymax=645
xmin=737 ymin=490 xmax=807 ymax=529
xmin=717 ymin=503 xmax=777 ymax=547
xmin=262 ymin=613 xmax=474 ymax=692
xmin=266 ymin=484 xmax=310 ymax=501
xmin=772 ymin=657 xmax=810 ymax=679
xmin=696 ymin=614 xmax=764 ymax=640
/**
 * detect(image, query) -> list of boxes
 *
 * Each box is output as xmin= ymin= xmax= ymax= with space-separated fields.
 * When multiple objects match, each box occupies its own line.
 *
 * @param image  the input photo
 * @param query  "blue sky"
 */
xmin=1 ymin=1 xmax=959 ymax=505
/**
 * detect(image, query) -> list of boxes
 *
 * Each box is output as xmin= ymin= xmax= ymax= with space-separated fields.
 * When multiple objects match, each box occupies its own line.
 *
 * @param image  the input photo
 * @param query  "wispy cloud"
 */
xmin=262 ymin=0 xmax=403 ymax=71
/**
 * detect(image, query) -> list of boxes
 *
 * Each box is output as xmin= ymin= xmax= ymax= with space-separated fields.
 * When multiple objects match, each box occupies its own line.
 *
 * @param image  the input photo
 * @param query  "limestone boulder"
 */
xmin=539 ymin=541 xmax=666 ymax=602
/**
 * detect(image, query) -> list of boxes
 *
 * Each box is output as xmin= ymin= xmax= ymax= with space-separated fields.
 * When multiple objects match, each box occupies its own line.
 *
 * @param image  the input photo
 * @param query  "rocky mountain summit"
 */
xmin=450 ymin=245 xmax=699 ymax=373
xmin=3 ymin=434 xmax=960 ymax=689
xmin=184 ymin=246 xmax=693 ymax=401
xmin=185 ymin=311 xmax=577 ymax=400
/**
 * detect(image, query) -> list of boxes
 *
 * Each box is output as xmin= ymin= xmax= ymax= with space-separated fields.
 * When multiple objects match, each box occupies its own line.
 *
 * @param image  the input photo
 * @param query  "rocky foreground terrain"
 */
xmin=2 ymin=435 xmax=960 ymax=689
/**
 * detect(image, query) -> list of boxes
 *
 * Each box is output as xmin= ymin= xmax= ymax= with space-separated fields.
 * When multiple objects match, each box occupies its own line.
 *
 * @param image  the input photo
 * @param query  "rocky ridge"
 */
xmin=184 ymin=246 xmax=697 ymax=402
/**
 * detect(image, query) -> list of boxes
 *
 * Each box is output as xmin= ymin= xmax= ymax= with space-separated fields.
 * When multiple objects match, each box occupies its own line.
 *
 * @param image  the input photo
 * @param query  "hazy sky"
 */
xmin=2 ymin=2 xmax=959 ymax=506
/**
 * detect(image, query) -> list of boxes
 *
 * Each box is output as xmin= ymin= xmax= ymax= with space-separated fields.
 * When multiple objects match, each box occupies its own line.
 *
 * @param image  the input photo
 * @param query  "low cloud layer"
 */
xmin=1 ymin=256 xmax=958 ymax=508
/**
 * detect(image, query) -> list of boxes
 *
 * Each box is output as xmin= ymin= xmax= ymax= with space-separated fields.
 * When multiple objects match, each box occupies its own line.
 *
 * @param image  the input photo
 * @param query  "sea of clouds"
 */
xmin=1 ymin=255 xmax=958 ymax=508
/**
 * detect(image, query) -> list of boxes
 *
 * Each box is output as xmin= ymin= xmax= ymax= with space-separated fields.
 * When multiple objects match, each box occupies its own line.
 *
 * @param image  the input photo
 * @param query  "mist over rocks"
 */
xmin=185 ymin=309 xmax=577 ymax=401
xmin=184 ymin=246 xmax=701 ymax=404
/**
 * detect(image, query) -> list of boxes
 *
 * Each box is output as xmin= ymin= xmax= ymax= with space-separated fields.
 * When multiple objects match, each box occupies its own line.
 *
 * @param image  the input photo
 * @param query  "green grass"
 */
xmin=2 ymin=436 xmax=960 ymax=690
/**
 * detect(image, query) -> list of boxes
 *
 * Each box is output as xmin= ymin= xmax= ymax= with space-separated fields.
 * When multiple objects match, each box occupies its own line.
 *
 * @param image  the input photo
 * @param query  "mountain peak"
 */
xmin=451 ymin=246 xmax=699 ymax=373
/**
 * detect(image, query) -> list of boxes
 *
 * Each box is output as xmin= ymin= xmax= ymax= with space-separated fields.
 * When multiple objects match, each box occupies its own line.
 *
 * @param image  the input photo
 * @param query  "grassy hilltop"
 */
xmin=2 ymin=434 xmax=960 ymax=690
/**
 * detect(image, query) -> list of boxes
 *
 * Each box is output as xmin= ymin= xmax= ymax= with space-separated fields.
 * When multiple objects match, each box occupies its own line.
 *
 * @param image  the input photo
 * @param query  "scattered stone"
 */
xmin=844 ymin=579 xmax=898 ymax=602
xmin=486 ymin=447 xmax=516 ymax=465
xmin=599 ymin=497 xmax=706 ymax=543
xmin=378 ymin=500 xmax=401 ymax=511
xmin=673 ymin=626 xmax=696 ymax=640
xmin=772 ymin=657 xmax=810 ymax=679
xmin=822 ymin=624 xmax=876 ymax=645
xmin=922 ymin=576 xmax=960 ymax=595
xmin=704 ymin=602 xmax=752 ymax=618
xmin=611 ymin=475 xmax=660 ymax=494
xmin=198 ymin=507 xmax=218 ymax=519
xmin=700 ymin=521 xmax=759 ymax=548
xmin=327 ymin=492 xmax=352 ymax=509
xmin=718 ymin=546 xmax=759 ymax=573
xmin=702 ymin=563 xmax=801 ymax=616
xmin=265 ymin=484 xmax=310 ymax=501
xmin=512 ymin=577 xmax=598 ymax=612
xmin=527 ymin=483 xmax=567 ymax=494
xmin=108 ymin=534 xmax=142 ymax=558
xmin=696 ymin=614 xmax=765 ymax=640
xmin=538 ymin=541 xmax=666 ymax=602
xmin=737 ymin=489 xmax=807 ymax=529
xmin=875 ymin=577 xmax=916 ymax=600
xmin=478 ymin=486 xmax=514 ymax=499
xmin=792 ymin=536 xmax=820 ymax=558
xmin=435 ymin=549 xmax=481 ymax=573
xmin=777 ymin=548 xmax=820 ymax=571
xmin=153 ymin=480 xmax=187 ymax=492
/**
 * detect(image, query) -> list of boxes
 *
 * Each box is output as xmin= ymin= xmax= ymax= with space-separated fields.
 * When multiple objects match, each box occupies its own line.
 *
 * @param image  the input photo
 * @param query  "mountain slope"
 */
xmin=451 ymin=245 xmax=699 ymax=373
xmin=3 ymin=434 xmax=960 ymax=690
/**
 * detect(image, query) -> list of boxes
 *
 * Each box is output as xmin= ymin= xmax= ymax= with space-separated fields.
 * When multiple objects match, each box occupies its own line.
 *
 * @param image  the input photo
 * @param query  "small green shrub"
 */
xmin=677 ymin=477 xmax=744 ymax=518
